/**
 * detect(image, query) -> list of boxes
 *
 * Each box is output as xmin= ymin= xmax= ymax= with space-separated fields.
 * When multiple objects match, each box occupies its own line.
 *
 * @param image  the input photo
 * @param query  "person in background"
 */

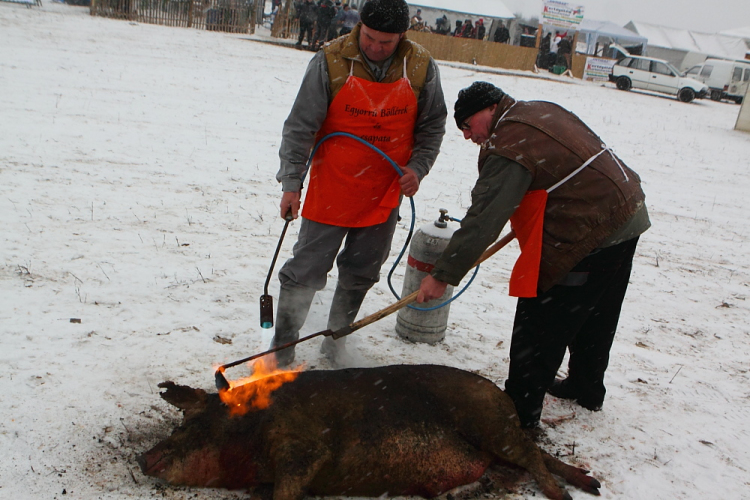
xmin=537 ymin=32 xmax=551 ymax=69
xmin=273 ymin=0 xmax=447 ymax=367
xmin=459 ymin=19 xmax=473 ymax=38
xmin=453 ymin=19 xmax=462 ymax=36
xmin=410 ymin=8 xmax=422 ymax=29
xmin=295 ymin=0 xmax=317 ymax=48
xmin=557 ymin=34 xmax=572 ymax=70
xmin=474 ymin=18 xmax=486 ymax=40
xmin=417 ymin=81 xmax=649 ymax=429
xmin=312 ymin=0 xmax=336 ymax=50
xmin=434 ymin=15 xmax=450 ymax=35
xmin=339 ymin=3 xmax=360 ymax=36
xmin=548 ymin=33 xmax=560 ymax=68
xmin=494 ymin=21 xmax=510 ymax=43
xmin=328 ymin=1 xmax=343 ymax=41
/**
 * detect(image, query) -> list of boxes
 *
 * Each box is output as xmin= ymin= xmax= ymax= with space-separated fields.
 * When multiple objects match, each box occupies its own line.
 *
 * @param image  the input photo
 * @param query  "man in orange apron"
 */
xmin=418 ymin=82 xmax=650 ymax=429
xmin=273 ymin=0 xmax=447 ymax=367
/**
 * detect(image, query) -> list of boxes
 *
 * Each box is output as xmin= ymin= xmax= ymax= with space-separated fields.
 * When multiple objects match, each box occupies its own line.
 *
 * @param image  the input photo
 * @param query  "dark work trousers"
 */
xmin=298 ymin=20 xmax=314 ymax=46
xmin=504 ymin=236 xmax=639 ymax=427
xmin=278 ymin=208 xmax=399 ymax=293
xmin=313 ymin=23 xmax=329 ymax=47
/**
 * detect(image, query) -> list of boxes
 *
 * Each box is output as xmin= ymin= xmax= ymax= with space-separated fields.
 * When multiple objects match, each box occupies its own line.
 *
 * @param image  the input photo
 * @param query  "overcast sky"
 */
xmin=501 ymin=0 xmax=750 ymax=33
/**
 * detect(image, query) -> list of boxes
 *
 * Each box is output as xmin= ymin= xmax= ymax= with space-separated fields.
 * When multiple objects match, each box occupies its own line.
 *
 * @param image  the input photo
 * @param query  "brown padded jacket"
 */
xmin=478 ymin=96 xmax=647 ymax=292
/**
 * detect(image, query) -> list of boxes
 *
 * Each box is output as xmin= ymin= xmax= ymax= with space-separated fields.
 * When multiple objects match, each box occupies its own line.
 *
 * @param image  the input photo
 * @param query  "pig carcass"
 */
xmin=138 ymin=364 xmax=600 ymax=500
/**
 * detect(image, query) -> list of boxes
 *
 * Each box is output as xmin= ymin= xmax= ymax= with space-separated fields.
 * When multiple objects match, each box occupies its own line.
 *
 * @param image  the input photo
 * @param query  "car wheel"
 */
xmin=710 ymin=90 xmax=722 ymax=101
xmin=616 ymin=76 xmax=631 ymax=91
xmin=735 ymin=97 xmax=743 ymax=105
xmin=678 ymin=88 xmax=695 ymax=103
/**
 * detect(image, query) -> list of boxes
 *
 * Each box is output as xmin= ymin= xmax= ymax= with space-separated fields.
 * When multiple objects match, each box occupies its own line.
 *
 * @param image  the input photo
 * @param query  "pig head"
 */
xmin=138 ymin=364 xmax=600 ymax=500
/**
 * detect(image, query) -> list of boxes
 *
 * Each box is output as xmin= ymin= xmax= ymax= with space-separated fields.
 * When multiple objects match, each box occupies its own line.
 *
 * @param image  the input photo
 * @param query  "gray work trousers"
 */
xmin=278 ymin=208 xmax=400 ymax=292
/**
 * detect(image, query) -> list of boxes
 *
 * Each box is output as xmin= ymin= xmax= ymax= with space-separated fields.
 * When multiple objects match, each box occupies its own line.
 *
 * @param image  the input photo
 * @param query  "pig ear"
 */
xmin=157 ymin=381 xmax=208 ymax=411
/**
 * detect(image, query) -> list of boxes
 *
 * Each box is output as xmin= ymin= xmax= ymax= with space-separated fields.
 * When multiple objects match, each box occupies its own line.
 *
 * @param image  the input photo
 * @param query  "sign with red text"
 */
xmin=542 ymin=0 xmax=584 ymax=30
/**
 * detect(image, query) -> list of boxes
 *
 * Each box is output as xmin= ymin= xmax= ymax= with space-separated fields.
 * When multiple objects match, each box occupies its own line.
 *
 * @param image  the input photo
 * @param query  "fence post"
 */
xmin=188 ymin=0 xmax=193 ymax=28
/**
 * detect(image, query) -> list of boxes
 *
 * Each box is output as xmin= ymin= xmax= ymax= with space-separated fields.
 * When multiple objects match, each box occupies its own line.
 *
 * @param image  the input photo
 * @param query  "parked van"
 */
xmin=684 ymin=58 xmax=750 ymax=104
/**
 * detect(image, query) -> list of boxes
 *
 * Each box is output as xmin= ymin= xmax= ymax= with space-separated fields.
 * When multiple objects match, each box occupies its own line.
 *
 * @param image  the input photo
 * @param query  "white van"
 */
xmin=684 ymin=58 xmax=750 ymax=104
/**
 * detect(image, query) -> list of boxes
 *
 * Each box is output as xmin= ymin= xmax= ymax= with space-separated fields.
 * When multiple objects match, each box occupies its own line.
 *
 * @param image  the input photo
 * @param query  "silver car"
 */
xmin=609 ymin=55 xmax=709 ymax=103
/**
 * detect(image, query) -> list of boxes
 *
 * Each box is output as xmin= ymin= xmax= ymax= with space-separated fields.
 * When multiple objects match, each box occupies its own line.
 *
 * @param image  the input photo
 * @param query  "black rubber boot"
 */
xmin=547 ymin=378 xmax=580 ymax=400
xmin=547 ymin=378 xmax=603 ymax=412
xmin=320 ymin=285 xmax=367 ymax=367
xmin=272 ymin=285 xmax=316 ymax=367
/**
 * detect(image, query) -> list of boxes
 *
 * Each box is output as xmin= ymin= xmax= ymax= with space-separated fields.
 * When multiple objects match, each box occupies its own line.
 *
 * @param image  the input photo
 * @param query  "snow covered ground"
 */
xmin=2 ymin=3 xmax=750 ymax=499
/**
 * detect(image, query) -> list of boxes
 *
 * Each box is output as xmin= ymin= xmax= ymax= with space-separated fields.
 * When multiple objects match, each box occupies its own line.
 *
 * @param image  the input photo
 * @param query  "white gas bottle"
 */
xmin=395 ymin=209 xmax=456 ymax=344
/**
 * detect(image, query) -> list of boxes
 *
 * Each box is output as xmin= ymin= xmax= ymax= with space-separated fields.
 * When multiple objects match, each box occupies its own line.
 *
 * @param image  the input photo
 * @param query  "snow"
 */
xmin=2 ymin=2 xmax=750 ymax=499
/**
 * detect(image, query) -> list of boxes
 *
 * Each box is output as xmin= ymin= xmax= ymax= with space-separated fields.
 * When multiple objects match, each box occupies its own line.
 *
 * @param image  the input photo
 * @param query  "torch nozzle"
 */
xmin=215 ymin=368 xmax=230 ymax=392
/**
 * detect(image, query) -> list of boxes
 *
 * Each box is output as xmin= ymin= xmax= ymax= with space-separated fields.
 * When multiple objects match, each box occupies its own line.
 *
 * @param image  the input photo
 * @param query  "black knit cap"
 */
xmin=360 ymin=0 xmax=410 ymax=34
xmin=454 ymin=81 xmax=506 ymax=129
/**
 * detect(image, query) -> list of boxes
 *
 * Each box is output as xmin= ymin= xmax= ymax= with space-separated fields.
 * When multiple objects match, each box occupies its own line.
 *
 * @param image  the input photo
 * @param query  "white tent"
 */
xmin=578 ymin=19 xmax=647 ymax=58
xmin=625 ymin=20 xmax=748 ymax=69
xmin=408 ymin=0 xmax=514 ymax=20
xmin=720 ymin=26 xmax=750 ymax=40
xmin=719 ymin=27 xmax=750 ymax=59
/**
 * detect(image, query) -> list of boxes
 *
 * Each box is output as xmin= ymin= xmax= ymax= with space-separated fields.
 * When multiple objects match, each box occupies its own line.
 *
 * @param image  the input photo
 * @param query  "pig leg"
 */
xmin=270 ymin=439 xmax=331 ymax=500
xmin=480 ymin=425 xmax=573 ymax=500
xmin=541 ymin=452 xmax=601 ymax=495
xmin=443 ymin=379 xmax=575 ymax=499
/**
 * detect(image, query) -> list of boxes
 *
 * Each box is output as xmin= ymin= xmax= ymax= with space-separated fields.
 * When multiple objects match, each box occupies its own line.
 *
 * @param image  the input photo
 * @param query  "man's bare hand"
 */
xmin=398 ymin=167 xmax=420 ymax=197
xmin=417 ymin=274 xmax=448 ymax=303
xmin=280 ymin=191 xmax=301 ymax=219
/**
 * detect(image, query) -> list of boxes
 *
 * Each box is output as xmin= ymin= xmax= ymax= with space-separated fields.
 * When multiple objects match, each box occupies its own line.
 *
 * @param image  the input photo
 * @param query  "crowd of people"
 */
xmin=537 ymin=31 xmax=573 ymax=72
xmin=279 ymin=1 xmax=516 ymax=47
xmin=291 ymin=0 xmax=362 ymax=50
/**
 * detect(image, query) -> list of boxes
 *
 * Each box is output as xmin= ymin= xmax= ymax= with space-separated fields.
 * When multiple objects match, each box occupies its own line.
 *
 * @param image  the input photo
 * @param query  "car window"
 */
xmin=629 ymin=59 xmax=650 ymax=71
xmin=618 ymin=57 xmax=632 ymax=67
xmin=651 ymin=62 xmax=674 ymax=76
xmin=744 ymin=68 xmax=750 ymax=82
xmin=733 ymin=67 xmax=743 ymax=81
xmin=686 ymin=66 xmax=700 ymax=76
xmin=700 ymin=65 xmax=713 ymax=77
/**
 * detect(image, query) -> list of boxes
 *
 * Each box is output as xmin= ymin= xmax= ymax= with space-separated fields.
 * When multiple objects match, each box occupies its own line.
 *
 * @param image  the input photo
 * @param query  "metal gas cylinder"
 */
xmin=395 ymin=209 xmax=457 ymax=344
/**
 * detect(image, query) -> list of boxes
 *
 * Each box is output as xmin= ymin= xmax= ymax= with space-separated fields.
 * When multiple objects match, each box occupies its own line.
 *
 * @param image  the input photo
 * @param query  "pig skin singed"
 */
xmin=138 ymin=364 xmax=600 ymax=500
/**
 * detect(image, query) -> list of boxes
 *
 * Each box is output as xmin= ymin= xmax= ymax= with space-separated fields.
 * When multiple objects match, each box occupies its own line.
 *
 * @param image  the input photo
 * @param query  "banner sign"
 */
xmin=583 ymin=57 xmax=617 ymax=82
xmin=542 ymin=0 xmax=584 ymax=30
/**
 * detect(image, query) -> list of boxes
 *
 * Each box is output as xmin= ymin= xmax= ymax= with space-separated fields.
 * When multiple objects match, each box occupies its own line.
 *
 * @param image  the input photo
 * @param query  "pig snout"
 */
xmin=137 ymin=444 xmax=171 ymax=477
xmin=139 ymin=441 xmax=224 ymax=487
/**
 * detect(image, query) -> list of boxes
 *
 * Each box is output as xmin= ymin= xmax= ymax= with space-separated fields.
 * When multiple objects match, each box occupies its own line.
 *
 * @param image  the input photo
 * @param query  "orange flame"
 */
xmin=218 ymin=357 xmax=301 ymax=417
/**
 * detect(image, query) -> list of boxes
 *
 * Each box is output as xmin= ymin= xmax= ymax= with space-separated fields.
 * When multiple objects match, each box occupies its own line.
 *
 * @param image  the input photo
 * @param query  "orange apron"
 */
xmin=509 ymin=190 xmax=547 ymax=298
xmin=302 ymin=70 xmax=418 ymax=227
xmin=507 ymin=148 xmax=614 ymax=298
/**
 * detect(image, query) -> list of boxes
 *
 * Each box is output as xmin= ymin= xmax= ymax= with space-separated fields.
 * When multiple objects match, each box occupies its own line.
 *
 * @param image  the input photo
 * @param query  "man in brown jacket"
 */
xmin=418 ymin=81 xmax=650 ymax=429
